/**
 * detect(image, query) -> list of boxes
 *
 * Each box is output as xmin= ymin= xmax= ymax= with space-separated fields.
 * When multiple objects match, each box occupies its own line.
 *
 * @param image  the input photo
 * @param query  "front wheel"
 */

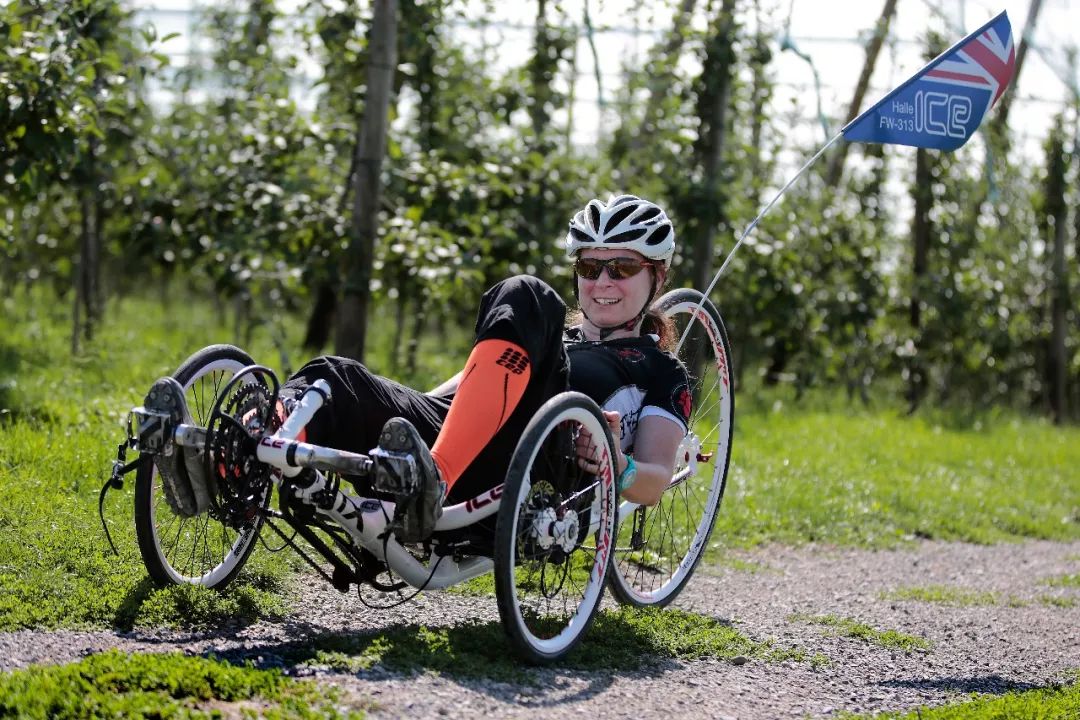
xmin=494 ymin=392 xmax=618 ymax=664
xmin=608 ymin=289 xmax=735 ymax=607
xmin=133 ymin=344 xmax=268 ymax=589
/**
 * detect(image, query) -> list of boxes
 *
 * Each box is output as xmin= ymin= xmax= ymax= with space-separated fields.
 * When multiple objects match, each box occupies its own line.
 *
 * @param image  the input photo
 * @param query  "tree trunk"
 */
xmin=302 ymin=280 xmax=337 ymax=352
xmin=908 ymin=147 xmax=932 ymax=413
xmin=1050 ymin=202 xmax=1068 ymax=424
xmin=406 ymin=302 xmax=423 ymax=377
xmin=335 ymin=0 xmax=398 ymax=362
xmin=1043 ymin=125 xmax=1068 ymax=423
xmin=825 ymin=0 xmax=899 ymax=187
xmin=72 ymin=175 xmax=100 ymax=352
xmin=632 ymin=0 xmax=696 ymax=157
xmin=690 ymin=0 xmax=736 ymax=296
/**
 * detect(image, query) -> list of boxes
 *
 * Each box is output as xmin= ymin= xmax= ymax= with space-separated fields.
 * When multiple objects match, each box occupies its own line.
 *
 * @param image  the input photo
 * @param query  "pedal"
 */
xmin=370 ymin=447 xmax=420 ymax=496
xmin=130 ymin=406 xmax=175 ymax=455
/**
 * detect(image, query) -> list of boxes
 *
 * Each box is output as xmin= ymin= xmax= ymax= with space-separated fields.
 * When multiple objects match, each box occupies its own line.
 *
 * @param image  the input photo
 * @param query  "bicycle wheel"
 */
xmin=494 ymin=392 xmax=618 ymax=664
xmin=608 ymin=288 xmax=735 ymax=607
xmin=134 ymin=344 xmax=268 ymax=589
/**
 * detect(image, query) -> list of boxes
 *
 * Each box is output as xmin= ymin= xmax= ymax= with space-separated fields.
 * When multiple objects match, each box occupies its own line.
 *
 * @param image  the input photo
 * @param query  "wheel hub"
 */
xmin=530 ymin=506 xmax=581 ymax=554
xmin=677 ymin=431 xmax=702 ymax=473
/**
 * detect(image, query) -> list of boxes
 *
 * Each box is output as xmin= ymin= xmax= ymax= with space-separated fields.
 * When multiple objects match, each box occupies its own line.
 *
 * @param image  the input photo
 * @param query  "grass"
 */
xmin=1042 ymin=574 xmax=1080 ymax=588
xmin=0 ymin=649 xmax=366 ymax=719
xmin=881 ymin=585 xmax=1002 ymax=607
xmin=882 ymin=584 xmax=1079 ymax=610
xmin=714 ymin=392 xmax=1080 ymax=550
xmin=843 ymin=674 xmax=1080 ymax=720
xmin=1 ymin=289 xmax=1079 ymax=633
xmin=282 ymin=607 xmax=805 ymax=681
xmin=788 ymin=613 xmax=932 ymax=652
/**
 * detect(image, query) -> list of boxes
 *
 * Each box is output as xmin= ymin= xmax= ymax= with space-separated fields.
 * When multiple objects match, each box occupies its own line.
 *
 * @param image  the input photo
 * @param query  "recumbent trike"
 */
xmin=103 ymin=288 xmax=733 ymax=663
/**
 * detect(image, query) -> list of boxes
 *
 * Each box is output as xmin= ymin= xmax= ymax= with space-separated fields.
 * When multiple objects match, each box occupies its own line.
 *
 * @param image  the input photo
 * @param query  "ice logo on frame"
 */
xmin=842 ymin=11 xmax=1015 ymax=152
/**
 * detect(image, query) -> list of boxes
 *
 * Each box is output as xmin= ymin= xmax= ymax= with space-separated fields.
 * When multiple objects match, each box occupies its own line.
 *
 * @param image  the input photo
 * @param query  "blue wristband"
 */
xmin=617 ymin=454 xmax=637 ymax=493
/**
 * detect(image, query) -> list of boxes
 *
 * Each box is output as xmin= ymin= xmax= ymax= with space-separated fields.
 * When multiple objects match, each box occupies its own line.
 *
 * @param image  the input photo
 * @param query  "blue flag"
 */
xmin=843 ymin=11 xmax=1015 ymax=151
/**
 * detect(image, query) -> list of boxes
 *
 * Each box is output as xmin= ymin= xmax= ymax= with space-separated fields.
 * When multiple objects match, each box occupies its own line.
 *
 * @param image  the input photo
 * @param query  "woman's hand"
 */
xmin=574 ymin=410 xmax=626 ymax=478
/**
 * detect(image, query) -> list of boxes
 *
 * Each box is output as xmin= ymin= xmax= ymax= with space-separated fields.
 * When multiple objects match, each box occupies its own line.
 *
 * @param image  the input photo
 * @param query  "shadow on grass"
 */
xmin=113 ymin=577 xmax=158 ymax=631
xmin=112 ymin=576 xmax=286 ymax=634
xmin=881 ymin=675 xmax=1048 ymax=695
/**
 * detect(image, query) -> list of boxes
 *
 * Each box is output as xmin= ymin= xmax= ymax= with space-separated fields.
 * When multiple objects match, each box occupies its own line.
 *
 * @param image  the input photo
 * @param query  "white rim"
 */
xmin=508 ymin=404 xmax=616 ymax=655
xmin=613 ymin=296 xmax=733 ymax=604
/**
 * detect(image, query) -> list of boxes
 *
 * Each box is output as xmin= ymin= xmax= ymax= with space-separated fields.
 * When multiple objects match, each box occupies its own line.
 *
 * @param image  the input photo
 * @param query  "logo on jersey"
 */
xmin=615 ymin=348 xmax=645 ymax=363
xmin=673 ymin=385 xmax=692 ymax=421
xmin=496 ymin=347 xmax=529 ymax=375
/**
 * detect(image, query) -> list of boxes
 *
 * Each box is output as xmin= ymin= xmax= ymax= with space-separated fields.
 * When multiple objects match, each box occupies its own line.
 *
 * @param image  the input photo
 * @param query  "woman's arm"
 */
xmin=607 ymin=412 xmax=683 ymax=506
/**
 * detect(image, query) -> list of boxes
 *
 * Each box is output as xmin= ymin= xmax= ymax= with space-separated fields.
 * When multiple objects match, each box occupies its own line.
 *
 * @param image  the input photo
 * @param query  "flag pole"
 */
xmin=676 ymin=129 xmax=845 ymax=354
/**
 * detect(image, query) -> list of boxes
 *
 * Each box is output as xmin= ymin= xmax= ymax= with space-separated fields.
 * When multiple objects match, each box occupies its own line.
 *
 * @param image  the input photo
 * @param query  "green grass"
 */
xmin=0 ymin=649 xmax=367 ymax=719
xmin=1042 ymin=574 xmax=1080 ymax=588
xmin=2 ymin=289 xmax=1080 ymax=632
xmin=714 ymin=396 xmax=1080 ymax=550
xmin=788 ymin=613 xmax=932 ymax=652
xmin=283 ymin=607 xmax=805 ymax=681
xmin=881 ymin=585 xmax=1002 ymax=607
xmin=843 ymin=674 xmax=1080 ymax=720
xmin=1038 ymin=595 xmax=1078 ymax=608
xmin=0 ymin=289 xmax=470 ymax=633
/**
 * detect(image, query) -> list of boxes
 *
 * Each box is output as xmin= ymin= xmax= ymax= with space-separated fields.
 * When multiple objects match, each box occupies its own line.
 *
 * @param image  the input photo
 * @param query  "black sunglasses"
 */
xmin=573 ymin=256 xmax=656 ymax=281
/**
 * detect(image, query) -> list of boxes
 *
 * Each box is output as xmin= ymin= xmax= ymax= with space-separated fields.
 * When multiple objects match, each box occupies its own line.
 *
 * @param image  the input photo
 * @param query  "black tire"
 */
xmin=494 ymin=392 xmax=618 ymax=663
xmin=608 ymin=289 xmax=735 ymax=607
xmin=134 ymin=344 xmax=267 ymax=589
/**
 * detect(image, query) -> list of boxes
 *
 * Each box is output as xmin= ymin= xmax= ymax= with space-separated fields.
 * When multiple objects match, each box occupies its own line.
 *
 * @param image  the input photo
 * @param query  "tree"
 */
xmin=1 ymin=0 xmax=163 ymax=349
xmin=1040 ymin=117 xmax=1069 ymax=423
xmin=336 ymin=0 xmax=399 ymax=361
xmin=824 ymin=0 xmax=899 ymax=187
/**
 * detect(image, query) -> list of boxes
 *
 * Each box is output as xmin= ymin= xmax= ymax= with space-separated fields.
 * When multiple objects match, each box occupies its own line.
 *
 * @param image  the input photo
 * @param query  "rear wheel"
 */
xmin=494 ymin=392 xmax=618 ymax=663
xmin=608 ymin=289 xmax=734 ymax=607
xmin=134 ymin=344 xmax=268 ymax=589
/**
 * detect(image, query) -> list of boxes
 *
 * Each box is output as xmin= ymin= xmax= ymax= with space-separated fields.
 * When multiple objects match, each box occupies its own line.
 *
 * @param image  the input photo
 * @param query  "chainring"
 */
xmin=205 ymin=371 xmax=278 ymax=528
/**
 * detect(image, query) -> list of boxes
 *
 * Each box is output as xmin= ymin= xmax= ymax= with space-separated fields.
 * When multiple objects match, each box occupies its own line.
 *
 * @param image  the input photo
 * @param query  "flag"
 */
xmin=842 ymin=11 xmax=1015 ymax=151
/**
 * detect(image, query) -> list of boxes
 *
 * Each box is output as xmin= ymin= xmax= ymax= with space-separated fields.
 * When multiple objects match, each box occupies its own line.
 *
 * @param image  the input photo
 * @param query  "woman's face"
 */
xmin=575 ymin=248 xmax=663 ymax=335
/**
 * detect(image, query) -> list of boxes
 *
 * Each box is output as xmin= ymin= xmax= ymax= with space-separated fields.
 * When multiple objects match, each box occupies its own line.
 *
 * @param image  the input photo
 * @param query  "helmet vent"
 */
xmin=645 ymin=224 xmax=672 ymax=246
xmin=607 ymin=228 xmax=648 ymax=244
xmin=603 ymin=205 xmax=637 ymax=233
xmin=587 ymin=202 xmax=603 ymax=232
xmin=569 ymin=226 xmax=593 ymax=243
xmin=637 ymin=206 xmax=662 ymax=222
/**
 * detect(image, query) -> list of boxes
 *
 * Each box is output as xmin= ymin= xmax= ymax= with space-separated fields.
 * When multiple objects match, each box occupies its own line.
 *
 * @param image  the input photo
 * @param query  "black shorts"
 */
xmin=282 ymin=275 xmax=569 ymax=503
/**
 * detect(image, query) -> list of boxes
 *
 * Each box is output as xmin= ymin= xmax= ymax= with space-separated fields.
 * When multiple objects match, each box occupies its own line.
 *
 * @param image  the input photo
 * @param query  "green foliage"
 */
xmin=1 ymin=0 xmax=1075 ymax=417
xmin=0 ymin=650 xmax=366 ymax=719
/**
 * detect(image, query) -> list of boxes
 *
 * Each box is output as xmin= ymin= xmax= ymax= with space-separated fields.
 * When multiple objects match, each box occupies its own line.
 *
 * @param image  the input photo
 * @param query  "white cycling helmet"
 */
xmin=565 ymin=194 xmax=676 ymax=267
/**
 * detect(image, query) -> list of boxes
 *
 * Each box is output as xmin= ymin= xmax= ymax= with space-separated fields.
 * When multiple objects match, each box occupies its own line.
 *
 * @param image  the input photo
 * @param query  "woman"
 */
xmin=153 ymin=195 xmax=691 ymax=542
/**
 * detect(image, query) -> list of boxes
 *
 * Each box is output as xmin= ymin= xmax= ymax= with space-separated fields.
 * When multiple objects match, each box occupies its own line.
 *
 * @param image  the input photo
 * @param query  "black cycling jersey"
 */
xmin=564 ymin=326 xmax=692 ymax=453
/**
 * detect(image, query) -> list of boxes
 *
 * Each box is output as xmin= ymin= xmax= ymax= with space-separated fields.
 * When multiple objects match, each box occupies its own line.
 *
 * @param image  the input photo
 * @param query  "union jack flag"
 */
xmin=843 ymin=11 xmax=1015 ymax=152
xmin=924 ymin=21 xmax=1015 ymax=106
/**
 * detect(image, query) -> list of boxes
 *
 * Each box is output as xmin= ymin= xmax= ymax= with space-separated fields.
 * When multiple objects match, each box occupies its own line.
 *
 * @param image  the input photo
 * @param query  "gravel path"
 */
xmin=2 ymin=540 xmax=1078 ymax=718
